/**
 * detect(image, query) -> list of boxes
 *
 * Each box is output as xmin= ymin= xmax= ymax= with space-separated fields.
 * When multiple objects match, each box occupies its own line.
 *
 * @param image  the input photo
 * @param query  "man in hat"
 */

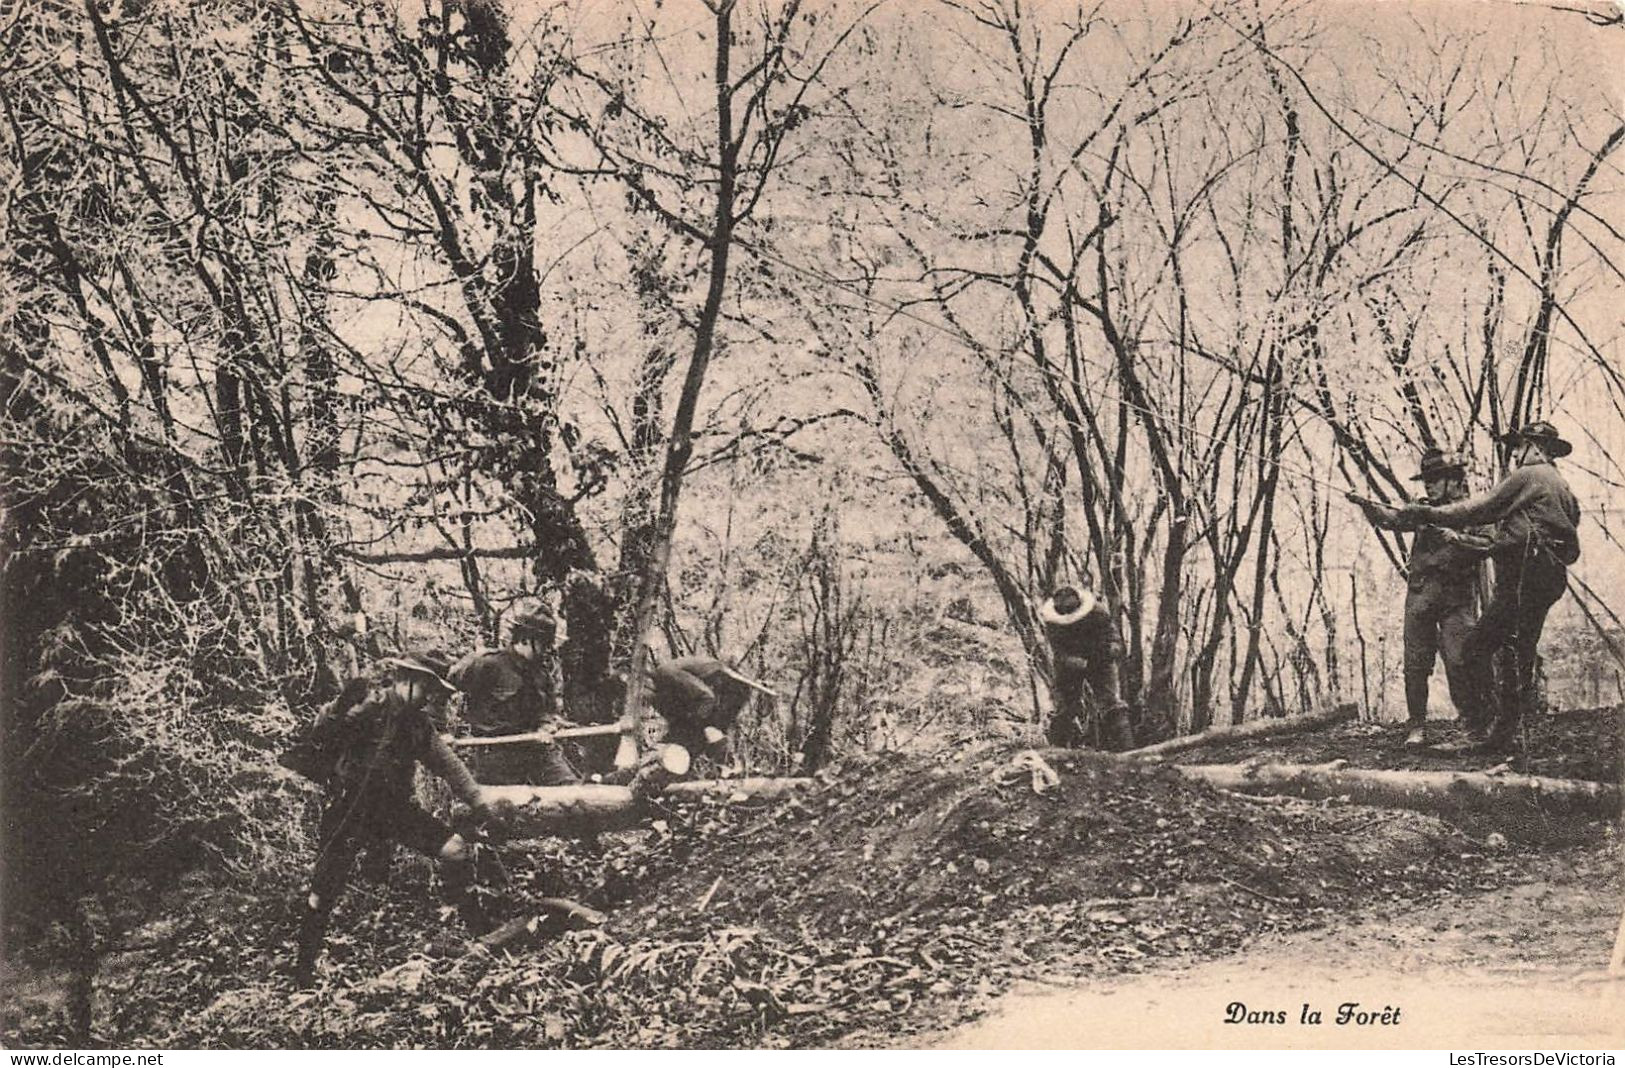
xmin=1357 ymin=422 xmax=1581 ymax=757
xmin=452 ymin=604 xmax=579 ymax=786
xmin=290 ymin=650 xmax=494 ymax=986
xmin=1350 ymin=450 xmax=1491 ymax=746
xmin=1039 ymin=584 xmax=1135 ymax=751
xmin=647 ymin=656 xmax=761 ymax=772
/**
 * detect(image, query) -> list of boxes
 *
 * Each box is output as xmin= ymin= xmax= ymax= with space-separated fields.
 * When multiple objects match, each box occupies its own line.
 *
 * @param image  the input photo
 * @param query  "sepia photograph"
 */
xmin=1 ymin=0 xmax=1622 ymax=1051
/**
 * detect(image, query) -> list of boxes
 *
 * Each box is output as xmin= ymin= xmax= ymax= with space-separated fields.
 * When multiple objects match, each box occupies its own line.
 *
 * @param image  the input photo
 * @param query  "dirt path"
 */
xmin=932 ymin=847 xmax=1625 ymax=1049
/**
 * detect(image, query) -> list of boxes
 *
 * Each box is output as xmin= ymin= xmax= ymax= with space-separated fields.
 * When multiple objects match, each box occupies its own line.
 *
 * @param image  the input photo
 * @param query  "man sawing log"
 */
xmin=279 ymin=650 xmax=498 ymax=987
xmin=1350 ymin=421 xmax=1582 ymax=760
xmin=449 ymin=604 xmax=582 ymax=786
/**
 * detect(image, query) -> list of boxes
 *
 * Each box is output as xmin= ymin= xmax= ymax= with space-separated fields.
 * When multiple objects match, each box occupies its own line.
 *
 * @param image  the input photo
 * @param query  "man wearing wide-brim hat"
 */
xmin=1039 ymin=583 xmax=1135 ymax=751
xmin=1361 ymin=421 xmax=1581 ymax=758
xmin=1349 ymin=449 xmax=1491 ymax=746
xmin=451 ymin=603 xmax=580 ymax=786
xmin=647 ymin=656 xmax=774 ymax=775
xmin=287 ymin=648 xmax=494 ymax=985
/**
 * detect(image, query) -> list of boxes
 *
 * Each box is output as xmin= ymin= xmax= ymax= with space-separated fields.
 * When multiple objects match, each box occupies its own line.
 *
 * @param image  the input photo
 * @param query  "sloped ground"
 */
xmin=935 ymin=843 xmax=1624 ymax=1049
xmin=1190 ymin=706 xmax=1622 ymax=784
xmin=2 ymin=746 xmax=1615 ymax=1049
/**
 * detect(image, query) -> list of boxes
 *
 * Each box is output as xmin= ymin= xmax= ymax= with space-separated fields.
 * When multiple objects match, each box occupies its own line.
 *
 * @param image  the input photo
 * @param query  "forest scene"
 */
xmin=2 ymin=0 xmax=1623 ymax=1049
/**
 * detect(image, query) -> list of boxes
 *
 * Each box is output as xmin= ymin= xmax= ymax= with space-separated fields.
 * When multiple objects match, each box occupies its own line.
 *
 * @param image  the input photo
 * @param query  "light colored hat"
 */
xmin=380 ymin=650 xmax=456 ymax=692
xmin=1039 ymin=585 xmax=1096 ymax=625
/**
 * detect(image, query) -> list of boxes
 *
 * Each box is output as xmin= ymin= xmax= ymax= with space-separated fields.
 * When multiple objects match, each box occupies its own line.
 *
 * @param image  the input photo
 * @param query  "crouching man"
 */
xmin=1040 ymin=583 xmax=1136 ymax=751
xmin=285 ymin=650 xmax=494 ymax=986
xmin=648 ymin=657 xmax=762 ymax=775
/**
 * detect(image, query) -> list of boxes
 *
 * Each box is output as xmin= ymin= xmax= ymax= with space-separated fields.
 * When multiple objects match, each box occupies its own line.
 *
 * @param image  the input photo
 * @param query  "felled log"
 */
xmin=1123 ymin=702 xmax=1357 ymax=761
xmin=1173 ymin=761 xmax=1621 ymax=840
xmin=480 ymin=776 xmax=817 ymax=837
xmin=482 ymin=784 xmax=641 ymax=836
xmin=664 ymin=776 xmax=814 ymax=801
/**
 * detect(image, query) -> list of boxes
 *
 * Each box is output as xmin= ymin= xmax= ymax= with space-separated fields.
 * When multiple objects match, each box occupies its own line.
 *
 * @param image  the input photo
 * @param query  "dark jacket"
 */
xmin=649 ymin=656 xmax=749 ymax=754
xmin=1044 ymin=607 xmax=1123 ymax=670
xmin=1405 ymin=461 xmax=1580 ymax=565
xmin=312 ymin=688 xmax=481 ymax=811
xmin=452 ymin=648 xmax=558 ymax=737
xmin=1385 ymin=505 xmax=1488 ymax=594
xmin=1406 ymin=527 xmax=1484 ymax=589
xmin=1044 ymin=606 xmax=1125 ymax=708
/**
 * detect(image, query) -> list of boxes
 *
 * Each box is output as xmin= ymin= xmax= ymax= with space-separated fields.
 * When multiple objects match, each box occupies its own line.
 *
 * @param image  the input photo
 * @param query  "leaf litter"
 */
xmin=3 ymin=743 xmax=1614 ymax=1048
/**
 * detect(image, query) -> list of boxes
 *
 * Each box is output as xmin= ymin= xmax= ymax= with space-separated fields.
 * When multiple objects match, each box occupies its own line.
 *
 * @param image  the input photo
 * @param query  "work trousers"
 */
xmin=1459 ymin=541 xmax=1568 ymax=745
xmin=1049 ymin=658 xmax=1135 ymax=751
xmin=1401 ymin=579 xmax=1477 ymax=727
xmin=295 ymin=792 xmax=487 ymax=979
xmin=466 ymin=742 xmax=580 ymax=787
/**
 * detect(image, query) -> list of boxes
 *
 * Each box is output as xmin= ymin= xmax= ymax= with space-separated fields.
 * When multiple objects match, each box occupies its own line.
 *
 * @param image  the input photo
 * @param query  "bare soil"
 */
xmin=932 ymin=842 xmax=1625 ymax=1049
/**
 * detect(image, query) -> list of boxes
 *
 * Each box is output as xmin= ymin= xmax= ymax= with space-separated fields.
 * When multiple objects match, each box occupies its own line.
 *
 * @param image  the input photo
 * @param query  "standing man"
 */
xmin=1039 ymin=583 xmax=1135 ymax=751
xmin=647 ymin=656 xmax=759 ymax=773
xmin=452 ymin=604 xmax=579 ymax=786
xmin=1359 ymin=422 xmax=1581 ymax=757
xmin=287 ymin=650 xmax=493 ymax=986
xmin=1349 ymin=450 xmax=1490 ymax=747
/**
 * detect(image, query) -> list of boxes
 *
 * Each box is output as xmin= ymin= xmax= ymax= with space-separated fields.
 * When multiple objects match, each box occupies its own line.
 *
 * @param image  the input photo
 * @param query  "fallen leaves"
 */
xmin=7 ymin=743 xmax=1595 ymax=1051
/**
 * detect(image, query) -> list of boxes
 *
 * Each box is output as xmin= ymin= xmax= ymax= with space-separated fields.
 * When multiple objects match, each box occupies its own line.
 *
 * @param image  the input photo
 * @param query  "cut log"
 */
xmin=479 ymin=776 xmax=817 ymax=837
xmin=664 ymin=776 xmax=814 ymax=801
xmin=1123 ymin=703 xmax=1358 ymax=761
xmin=1172 ymin=761 xmax=1621 ymax=841
xmin=482 ymin=783 xmax=640 ymax=836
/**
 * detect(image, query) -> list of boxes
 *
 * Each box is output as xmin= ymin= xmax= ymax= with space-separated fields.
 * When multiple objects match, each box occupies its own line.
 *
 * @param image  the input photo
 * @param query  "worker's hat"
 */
xmin=380 ymin=649 xmax=457 ymax=692
xmin=509 ymin=603 xmax=556 ymax=637
xmin=1411 ymin=449 xmax=1466 ymax=482
xmin=1039 ymin=584 xmax=1097 ymax=626
xmin=1499 ymin=420 xmax=1572 ymax=458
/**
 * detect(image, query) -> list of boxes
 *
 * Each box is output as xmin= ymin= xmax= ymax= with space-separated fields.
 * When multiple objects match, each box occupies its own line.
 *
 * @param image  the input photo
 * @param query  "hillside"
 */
xmin=4 ymin=742 xmax=1615 ymax=1049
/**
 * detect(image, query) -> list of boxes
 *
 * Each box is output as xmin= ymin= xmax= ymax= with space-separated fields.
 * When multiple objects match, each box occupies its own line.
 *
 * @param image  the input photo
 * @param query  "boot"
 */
xmin=1403 ymin=674 xmax=1431 ymax=738
xmin=1466 ymin=710 xmax=1519 ymax=757
xmin=293 ymin=904 xmax=329 ymax=987
xmin=1046 ymin=697 xmax=1082 ymax=748
xmin=1471 ymin=670 xmax=1529 ymax=757
xmin=440 ymin=857 xmax=493 ymax=937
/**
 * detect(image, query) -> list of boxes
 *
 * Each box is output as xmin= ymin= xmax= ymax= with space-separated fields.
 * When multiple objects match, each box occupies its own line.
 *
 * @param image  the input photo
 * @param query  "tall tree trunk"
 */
xmin=1142 ymin=513 xmax=1188 ymax=737
xmin=622 ymin=0 xmax=741 ymax=735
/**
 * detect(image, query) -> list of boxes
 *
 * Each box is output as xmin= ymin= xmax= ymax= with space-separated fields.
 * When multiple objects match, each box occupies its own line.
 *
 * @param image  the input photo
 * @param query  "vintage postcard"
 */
xmin=2 ymin=0 xmax=1621 ymax=1052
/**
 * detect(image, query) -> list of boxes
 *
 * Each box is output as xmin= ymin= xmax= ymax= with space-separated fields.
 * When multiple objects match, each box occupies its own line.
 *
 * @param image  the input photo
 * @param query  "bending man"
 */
xmin=648 ymin=656 xmax=757 ymax=773
xmin=1040 ymin=583 xmax=1135 ymax=751
xmin=289 ymin=650 xmax=492 ymax=986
